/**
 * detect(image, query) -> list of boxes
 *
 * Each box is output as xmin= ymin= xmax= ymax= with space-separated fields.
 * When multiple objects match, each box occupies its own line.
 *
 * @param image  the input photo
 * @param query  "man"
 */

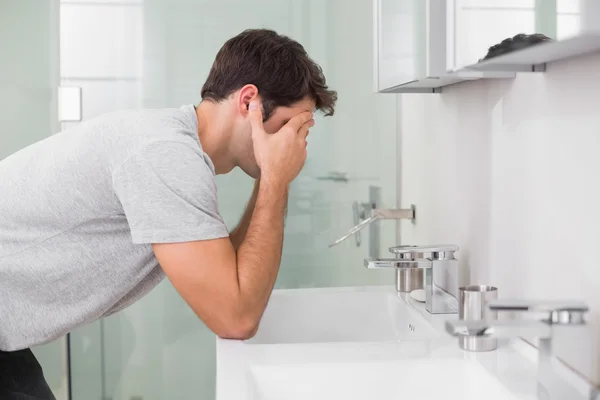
xmin=0 ymin=29 xmax=337 ymax=399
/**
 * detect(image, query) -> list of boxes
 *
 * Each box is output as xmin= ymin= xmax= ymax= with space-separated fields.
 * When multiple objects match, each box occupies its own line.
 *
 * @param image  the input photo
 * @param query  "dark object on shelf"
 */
xmin=479 ymin=33 xmax=554 ymax=62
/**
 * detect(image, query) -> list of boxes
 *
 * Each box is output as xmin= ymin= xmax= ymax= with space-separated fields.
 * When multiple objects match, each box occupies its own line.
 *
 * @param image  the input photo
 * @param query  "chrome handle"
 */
xmin=488 ymin=300 xmax=589 ymax=325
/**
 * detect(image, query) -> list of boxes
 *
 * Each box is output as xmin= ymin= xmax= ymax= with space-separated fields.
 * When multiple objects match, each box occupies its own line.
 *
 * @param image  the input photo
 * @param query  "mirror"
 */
xmin=449 ymin=0 xmax=597 ymax=70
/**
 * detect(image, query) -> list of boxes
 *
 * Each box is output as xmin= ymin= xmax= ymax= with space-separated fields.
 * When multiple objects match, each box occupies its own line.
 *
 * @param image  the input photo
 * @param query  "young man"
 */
xmin=0 ymin=29 xmax=337 ymax=399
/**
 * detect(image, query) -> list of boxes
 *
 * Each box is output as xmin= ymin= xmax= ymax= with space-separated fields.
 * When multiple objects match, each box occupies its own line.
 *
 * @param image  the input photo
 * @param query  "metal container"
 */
xmin=395 ymin=252 xmax=423 ymax=293
xmin=458 ymin=285 xmax=498 ymax=352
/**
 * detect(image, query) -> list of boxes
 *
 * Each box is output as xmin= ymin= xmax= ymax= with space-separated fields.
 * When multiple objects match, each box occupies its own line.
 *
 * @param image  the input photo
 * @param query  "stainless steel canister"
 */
xmin=458 ymin=285 xmax=498 ymax=352
xmin=395 ymin=252 xmax=423 ymax=293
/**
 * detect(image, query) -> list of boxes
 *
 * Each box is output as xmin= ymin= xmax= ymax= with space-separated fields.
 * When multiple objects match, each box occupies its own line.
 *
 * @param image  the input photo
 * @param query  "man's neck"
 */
xmin=195 ymin=100 xmax=236 ymax=174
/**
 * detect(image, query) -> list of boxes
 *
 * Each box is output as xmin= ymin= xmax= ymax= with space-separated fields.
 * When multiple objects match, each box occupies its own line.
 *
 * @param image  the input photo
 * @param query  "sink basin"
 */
xmin=249 ymin=358 xmax=520 ymax=400
xmin=217 ymin=287 xmax=548 ymax=400
xmin=246 ymin=288 xmax=440 ymax=344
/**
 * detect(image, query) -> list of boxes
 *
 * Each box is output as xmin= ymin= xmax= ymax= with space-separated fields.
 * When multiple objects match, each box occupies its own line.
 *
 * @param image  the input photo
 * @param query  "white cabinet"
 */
xmin=374 ymin=0 xmax=445 ymax=93
xmin=374 ymin=0 xmax=600 ymax=93
xmin=373 ymin=0 xmax=512 ymax=93
xmin=451 ymin=0 xmax=600 ymax=72
xmin=450 ymin=0 xmax=536 ymax=70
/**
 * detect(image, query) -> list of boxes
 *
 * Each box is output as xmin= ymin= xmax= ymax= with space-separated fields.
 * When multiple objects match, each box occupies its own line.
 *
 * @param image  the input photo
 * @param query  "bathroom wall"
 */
xmin=0 ymin=0 xmax=59 ymax=159
xmin=398 ymin=51 xmax=600 ymax=384
xmin=0 ymin=2 xmax=68 ymax=399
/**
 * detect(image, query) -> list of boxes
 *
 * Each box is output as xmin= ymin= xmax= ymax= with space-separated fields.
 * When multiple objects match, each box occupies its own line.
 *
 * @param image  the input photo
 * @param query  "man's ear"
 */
xmin=238 ymin=84 xmax=259 ymax=115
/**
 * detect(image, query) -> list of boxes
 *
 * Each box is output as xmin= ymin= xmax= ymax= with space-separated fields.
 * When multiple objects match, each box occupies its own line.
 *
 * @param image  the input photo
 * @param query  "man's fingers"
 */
xmin=298 ymin=119 xmax=314 ymax=139
xmin=248 ymin=101 xmax=265 ymax=133
xmin=283 ymin=111 xmax=313 ymax=133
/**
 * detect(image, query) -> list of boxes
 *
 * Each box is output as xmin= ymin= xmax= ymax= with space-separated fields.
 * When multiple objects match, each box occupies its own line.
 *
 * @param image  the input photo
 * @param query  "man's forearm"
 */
xmin=235 ymin=180 xmax=288 ymax=323
xmin=229 ymin=180 xmax=260 ymax=251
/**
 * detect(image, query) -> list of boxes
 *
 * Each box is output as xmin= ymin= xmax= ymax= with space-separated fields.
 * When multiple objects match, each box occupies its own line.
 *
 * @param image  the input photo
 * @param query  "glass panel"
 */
xmin=557 ymin=0 xmax=581 ymax=40
xmin=60 ymin=3 xmax=143 ymax=78
xmin=378 ymin=0 xmax=426 ymax=89
xmin=459 ymin=0 xmax=534 ymax=8
xmin=0 ymin=1 xmax=66 ymax=399
xmin=60 ymin=0 xmax=398 ymax=399
xmin=0 ymin=0 xmax=60 ymax=159
xmin=557 ymin=0 xmax=580 ymax=13
xmin=453 ymin=0 xmax=587 ymax=68
xmin=454 ymin=7 xmax=536 ymax=67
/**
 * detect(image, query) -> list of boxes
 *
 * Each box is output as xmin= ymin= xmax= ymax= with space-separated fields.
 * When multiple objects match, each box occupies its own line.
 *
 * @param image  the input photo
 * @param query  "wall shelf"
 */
xmin=375 ymin=0 xmax=600 ymax=94
xmin=379 ymin=70 xmax=515 ymax=94
xmin=373 ymin=0 xmax=517 ymax=95
xmin=460 ymin=33 xmax=600 ymax=73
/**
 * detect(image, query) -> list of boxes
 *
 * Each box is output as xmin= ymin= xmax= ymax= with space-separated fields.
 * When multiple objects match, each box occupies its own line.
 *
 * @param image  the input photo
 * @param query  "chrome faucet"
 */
xmin=446 ymin=300 xmax=596 ymax=400
xmin=365 ymin=245 xmax=459 ymax=314
xmin=329 ymin=206 xmax=416 ymax=248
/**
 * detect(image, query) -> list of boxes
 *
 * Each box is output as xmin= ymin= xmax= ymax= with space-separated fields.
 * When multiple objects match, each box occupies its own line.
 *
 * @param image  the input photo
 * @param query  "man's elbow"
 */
xmin=214 ymin=316 xmax=259 ymax=340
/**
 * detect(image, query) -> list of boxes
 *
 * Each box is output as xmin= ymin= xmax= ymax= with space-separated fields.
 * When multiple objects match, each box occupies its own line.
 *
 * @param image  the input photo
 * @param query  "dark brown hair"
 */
xmin=480 ymin=33 xmax=553 ymax=62
xmin=201 ymin=29 xmax=337 ymax=120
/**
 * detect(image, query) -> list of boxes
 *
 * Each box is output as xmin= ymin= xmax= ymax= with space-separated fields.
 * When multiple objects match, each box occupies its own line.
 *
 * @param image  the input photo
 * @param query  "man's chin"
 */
xmin=239 ymin=164 xmax=261 ymax=180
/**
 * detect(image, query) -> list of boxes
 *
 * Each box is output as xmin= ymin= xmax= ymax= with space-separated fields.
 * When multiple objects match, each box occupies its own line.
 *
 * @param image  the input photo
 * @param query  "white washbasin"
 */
xmin=246 ymin=288 xmax=441 ymax=344
xmin=216 ymin=287 xmax=552 ymax=400
xmin=249 ymin=358 xmax=521 ymax=400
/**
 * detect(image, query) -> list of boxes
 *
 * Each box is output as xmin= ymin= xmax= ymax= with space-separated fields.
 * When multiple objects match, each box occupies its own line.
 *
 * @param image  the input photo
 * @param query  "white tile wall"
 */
xmin=399 ymin=52 xmax=600 ymax=386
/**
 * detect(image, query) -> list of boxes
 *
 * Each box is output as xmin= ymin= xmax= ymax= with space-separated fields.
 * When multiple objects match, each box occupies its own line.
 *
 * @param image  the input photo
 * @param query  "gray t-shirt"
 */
xmin=0 ymin=105 xmax=229 ymax=351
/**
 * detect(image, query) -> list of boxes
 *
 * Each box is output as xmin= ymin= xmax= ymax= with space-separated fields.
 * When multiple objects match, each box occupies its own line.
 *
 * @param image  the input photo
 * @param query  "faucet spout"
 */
xmin=329 ymin=207 xmax=415 ymax=248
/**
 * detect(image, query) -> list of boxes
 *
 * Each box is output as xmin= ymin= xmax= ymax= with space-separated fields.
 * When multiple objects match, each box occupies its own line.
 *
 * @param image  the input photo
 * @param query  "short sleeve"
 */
xmin=112 ymin=141 xmax=230 ymax=244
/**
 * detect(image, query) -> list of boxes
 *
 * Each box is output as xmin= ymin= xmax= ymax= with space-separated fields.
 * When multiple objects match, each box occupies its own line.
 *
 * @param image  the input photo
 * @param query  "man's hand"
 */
xmin=249 ymin=100 xmax=314 ymax=186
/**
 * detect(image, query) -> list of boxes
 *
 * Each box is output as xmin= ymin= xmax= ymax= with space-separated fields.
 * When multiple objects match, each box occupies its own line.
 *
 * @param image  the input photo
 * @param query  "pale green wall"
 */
xmin=0 ymin=0 xmax=59 ymax=159
xmin=0 ymin=1 xmax=66 ymax=399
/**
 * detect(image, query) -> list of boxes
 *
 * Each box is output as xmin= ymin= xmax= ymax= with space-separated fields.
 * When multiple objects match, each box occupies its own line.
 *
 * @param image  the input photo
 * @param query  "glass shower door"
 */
xmin=0 ymin=1 xmax=67 ymax=399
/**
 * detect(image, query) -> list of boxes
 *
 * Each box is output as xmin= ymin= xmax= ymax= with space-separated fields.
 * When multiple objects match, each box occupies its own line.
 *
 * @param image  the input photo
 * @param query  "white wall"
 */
xmin=399 ymin=51 xmax=600 ymax=385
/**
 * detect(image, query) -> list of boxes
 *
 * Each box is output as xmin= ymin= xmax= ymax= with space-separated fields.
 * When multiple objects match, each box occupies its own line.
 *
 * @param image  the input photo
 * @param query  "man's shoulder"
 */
xmin=99 ymin=104 xmax=198 ymax=133
xmin=86 ymin=105 xmax=201 ymax=157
